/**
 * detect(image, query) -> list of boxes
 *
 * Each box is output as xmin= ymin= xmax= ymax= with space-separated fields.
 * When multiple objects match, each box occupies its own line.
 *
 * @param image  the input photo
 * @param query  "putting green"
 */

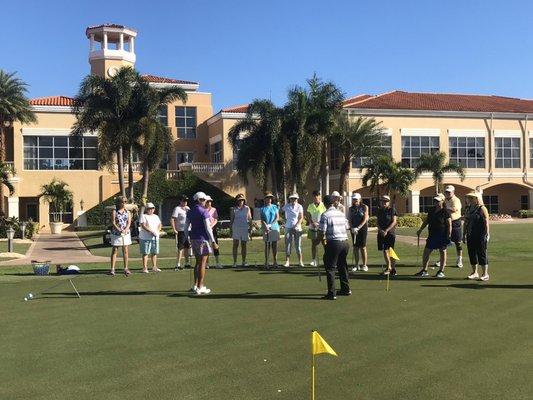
xmin=1 ymin=224 xmax=532 ymax=399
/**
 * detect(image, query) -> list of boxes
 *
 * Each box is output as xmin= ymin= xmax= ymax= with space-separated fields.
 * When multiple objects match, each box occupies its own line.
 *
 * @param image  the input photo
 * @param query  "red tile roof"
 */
xmin=141 ymin=74 xmax=198 ymax=85
xmin=222 ymin=104 xmax=249 ymax=113
xmin=29 ymin=96 xmax=75 ymax=107
xmin=342 ymin=94 xmax=373 ymax=107
xmin=343 ymin=90 xmax=533 ymax=113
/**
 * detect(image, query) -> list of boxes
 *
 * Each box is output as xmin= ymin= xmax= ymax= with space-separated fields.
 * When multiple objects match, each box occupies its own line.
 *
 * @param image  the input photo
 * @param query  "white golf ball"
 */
xmin=24 ymin=297 xmax=28 ymax=301
xmin=28 ymin=293 xmax=33 ymax=299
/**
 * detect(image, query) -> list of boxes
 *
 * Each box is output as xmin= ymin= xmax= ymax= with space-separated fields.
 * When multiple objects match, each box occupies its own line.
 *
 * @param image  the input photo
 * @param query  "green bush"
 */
xmin=368 ymin=215 xmax=422 ymax=228
xmin=517 ymin=210 xmax=533 ymax=218
xmin=0 ymin=217 xmax=39 ymax=239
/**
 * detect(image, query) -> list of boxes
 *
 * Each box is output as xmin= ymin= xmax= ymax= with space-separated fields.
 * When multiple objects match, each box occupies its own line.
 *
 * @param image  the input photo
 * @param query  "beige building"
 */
xmin=6 ymin=23 xmax=533 ymax=231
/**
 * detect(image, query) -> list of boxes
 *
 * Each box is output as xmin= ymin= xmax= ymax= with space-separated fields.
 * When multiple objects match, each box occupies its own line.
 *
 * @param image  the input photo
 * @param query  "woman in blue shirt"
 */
xmin=260 ymin=192 xmax=280 ymax=268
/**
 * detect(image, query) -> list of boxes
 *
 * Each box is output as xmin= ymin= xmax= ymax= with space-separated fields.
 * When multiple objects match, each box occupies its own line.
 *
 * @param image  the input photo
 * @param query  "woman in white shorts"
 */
xmin=231 ymin=193 xmax=252 ymax=267
xmin=110 ymin=196 xmax=132 ymax=276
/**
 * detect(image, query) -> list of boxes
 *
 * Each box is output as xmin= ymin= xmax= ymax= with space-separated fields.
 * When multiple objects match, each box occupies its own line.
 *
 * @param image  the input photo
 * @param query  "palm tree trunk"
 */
xmin=117 ymin=146 xmax=126 ymax=198
xmin=139 ymin=162 xmax=150 ymax=216
xmin=270 ymin=159 xmax=278 ymax=199
xmin=127 ymin=145 xmax=134 ymax=202
xmin=0 ymin=124 xmax=5 ymax=215
xmin=324 ymin=142 xmax=330 ymax=195
xmin=339 ymin=156 xmax=350 ymax=194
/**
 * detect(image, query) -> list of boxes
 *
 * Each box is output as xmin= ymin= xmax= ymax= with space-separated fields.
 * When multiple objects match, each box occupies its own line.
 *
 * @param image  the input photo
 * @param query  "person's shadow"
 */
xmin=422 ymin=283 xmax=533 ymax=290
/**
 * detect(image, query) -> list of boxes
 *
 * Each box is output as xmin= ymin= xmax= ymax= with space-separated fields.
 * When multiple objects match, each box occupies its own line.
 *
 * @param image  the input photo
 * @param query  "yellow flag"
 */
xmin=312 ymin=331 xmax=338 ymax=357
xmin=388 ymin=247 xmax=400 ymax=260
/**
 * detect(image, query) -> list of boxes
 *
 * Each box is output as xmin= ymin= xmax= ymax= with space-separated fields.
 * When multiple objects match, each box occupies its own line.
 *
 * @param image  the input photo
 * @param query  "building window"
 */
xmin=529 ymin=138 xmax=533 ymax=168
xmin=495 ymin=137 xmax=520 ymax=168
xmin=49 ymin=202 xmax=73 ymax=224
xmin=175 ymin=106 xmax=196 ymax=139
xmin=521 ymin=195 xmax=529 ymax=210
xmin=401 ymin=136 xmax=440 ymax=168
xmin=211 ymin=141 xmax=222 ymax=163
xmin=23 ymin=136 xmax=98 ymax=170
xmin=352 ymin=136 xmax=392 ymax=168
xmin=176 ymin=152 xmax=194 ymax=165
xmin=362 ymin=197 xmax=380 ymax=217
xmin=158 ymin=106 xmax=168 ymax=126
xmin=449 ymin=137 xmax=485 ymax=168
xmin=483 ymin=195 xmax=499 ymax=214
xmin=419 ymin=196 xmax=435 ymax=213
xmin=330 ymin=145 xmax=340 ymax=170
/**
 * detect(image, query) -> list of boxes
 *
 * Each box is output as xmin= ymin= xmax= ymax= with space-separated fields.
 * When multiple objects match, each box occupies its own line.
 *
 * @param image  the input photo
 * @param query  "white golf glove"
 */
xmin=353 ymin=228 xmax=359 ymax=235
xmin=485 ymin=233 xmax=490 ymax=243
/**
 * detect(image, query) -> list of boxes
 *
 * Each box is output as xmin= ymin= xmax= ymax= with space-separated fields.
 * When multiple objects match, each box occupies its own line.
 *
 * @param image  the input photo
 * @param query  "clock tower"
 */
xmin=86 ymin=24 xmax=137 ymax=78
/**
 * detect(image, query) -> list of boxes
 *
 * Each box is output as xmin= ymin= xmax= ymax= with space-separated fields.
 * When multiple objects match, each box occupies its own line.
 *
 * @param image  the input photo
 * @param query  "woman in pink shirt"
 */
xmin=204 ymin=195 xmax=222 ymax=268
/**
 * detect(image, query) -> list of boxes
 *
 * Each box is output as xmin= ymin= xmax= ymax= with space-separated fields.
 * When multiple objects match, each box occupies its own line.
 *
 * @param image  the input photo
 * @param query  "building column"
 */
xmin=409 ymin=190 xmax=420 ymax=214
xmin=129 ymin=36 xmax=135 ymax=53
xmin=103 ymin=33 xmax=108 ymax=50
xmin=7 ymin=196 xmax=19 ymax=218
xmin=529 ymin=189 xmax=533 ymax=210
xmin=90 ymin=34 xmax=95 ymax=51
xmin=119 ymin=33 xmax=124 ymax=50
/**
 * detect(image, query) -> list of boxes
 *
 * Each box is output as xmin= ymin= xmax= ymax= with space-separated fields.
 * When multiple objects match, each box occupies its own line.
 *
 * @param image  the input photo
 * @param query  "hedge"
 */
xmin=517 ymin=209 xmax=533 ymax=218
xmin=368 ymin=215 xmax=423 ymax=228
xmin=0 ymin=217 xmax=39 ymax=239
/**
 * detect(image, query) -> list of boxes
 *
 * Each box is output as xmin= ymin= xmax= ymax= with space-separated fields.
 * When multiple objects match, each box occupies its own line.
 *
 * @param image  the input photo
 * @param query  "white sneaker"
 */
xmin=435 ymin=261 xmax=441 ymax=268
xmin=196 ymin=286 xmax=211 ymax=295
xmin=467 ymin=273 xmax=479 ymax=280
xmin=360 ymin=265 xmax=369 ymax=272
xmin=298 ymin=262 xmax=305 ymax=267
xmin=351 ymin=266 xmax=358 ymax=273
xmin=310 ymin=260 xmax=317 ymax=267
xmin=479 ymin=274 xmax=489 ymax=282
xmin=456 ymin=257 xmax=463 ymax=268
xmin=232 ymin=263 xmax=237 ymax=268
xmin=206 ymin=265 xmax=210 ymax=269
xmin=175 ymin=264 xmax=181 ymax=271
xmin=189 ymin=285 xmax=197 ymax=293
xmin=242 ymin=262 xmax=248 ymax=268
xmin=284 ymin=260 xmax=290 ymax=267
xmin=215 ymin=263 xmax=223 ymax=269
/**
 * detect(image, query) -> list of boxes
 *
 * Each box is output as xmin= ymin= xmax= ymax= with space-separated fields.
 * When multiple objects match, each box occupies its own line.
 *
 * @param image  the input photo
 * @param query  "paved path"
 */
xmin=0 ymin=232 xmax=108 ymax=266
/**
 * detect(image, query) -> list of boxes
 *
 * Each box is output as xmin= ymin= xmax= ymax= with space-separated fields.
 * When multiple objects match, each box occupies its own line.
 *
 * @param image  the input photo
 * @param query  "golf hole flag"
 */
xmin=311 ymin=331 xmax=337 ymax=400
xmin=388 ymin=247 xmax=400 ymax=260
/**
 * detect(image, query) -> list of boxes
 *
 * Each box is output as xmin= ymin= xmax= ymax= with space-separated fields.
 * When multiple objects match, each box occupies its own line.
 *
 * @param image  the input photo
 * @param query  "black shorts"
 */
xmin=351 ymin=226 xmax=368 ymax=247
xmin=467 ymin=236 xmax=488 ymax=266
xmin=176 ymin=231 xmax=189 ymax=250
xmin=377 ymin=233 xmax=395 ymax=251
xmin=450 ymin=219 xmax=462 ymax=243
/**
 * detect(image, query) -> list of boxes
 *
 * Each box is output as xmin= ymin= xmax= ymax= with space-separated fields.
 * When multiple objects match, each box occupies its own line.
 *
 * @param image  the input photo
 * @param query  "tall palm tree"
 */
xmin=0 ymin=162 xmax=15 ymax=197
xmin=72 ymin=66 xmax=141 ymax=199
xmin=383 ymin=162 xmax=417 ymax=204
xmin=361 ymin=155 xmax=393 ymax=200
xmin=414 ymin=151 xmax=465 ymax=194
xmin=332 ymin=114 xmax=386 ymax=194
xmin=40 ymin=178 xmax=73 ymax=223
xmin=229 ymin=99 xmax=285 ymax=196
xmin=0 ymin=70 xmax=36 ymax=213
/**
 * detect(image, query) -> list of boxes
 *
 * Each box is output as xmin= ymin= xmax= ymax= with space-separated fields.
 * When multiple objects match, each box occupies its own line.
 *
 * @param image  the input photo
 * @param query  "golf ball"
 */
xmin=28 ymin=293 xmax=33 ymax=299
xmin=24 ymin=297 xmax=28 ymax=301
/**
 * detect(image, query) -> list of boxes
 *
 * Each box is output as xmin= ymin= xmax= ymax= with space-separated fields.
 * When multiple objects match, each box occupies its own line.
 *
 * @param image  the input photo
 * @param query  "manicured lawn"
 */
xmin=0 ymin=241 xmax=32 ymax=260
xmin=1 ymin=224 xmax=532 ymax=399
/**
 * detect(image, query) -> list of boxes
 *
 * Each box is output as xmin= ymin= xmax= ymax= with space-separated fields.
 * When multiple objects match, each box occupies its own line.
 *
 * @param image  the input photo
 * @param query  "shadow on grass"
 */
xmin=422 ymin=283 xmax=533 ymax=290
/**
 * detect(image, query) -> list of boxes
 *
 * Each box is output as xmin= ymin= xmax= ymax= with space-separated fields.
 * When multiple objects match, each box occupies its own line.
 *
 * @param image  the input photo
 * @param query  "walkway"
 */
xmin=0 ymin=231 xmax=108 ymax=266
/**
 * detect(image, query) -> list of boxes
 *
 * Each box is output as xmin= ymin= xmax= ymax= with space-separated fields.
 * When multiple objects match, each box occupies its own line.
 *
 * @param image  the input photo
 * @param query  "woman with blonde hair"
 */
xmin=463 ymin=192 xmax=490 ymax=281
xmin=230 ymin=194 xmax=252 ymax=267
xmin=110 ymin=196 xmax=132 ymax=276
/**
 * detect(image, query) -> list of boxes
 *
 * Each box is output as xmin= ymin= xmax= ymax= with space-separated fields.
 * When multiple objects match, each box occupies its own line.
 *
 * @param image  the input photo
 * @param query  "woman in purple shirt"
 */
xmin=185 ymin=192 xmax=219 ymax=295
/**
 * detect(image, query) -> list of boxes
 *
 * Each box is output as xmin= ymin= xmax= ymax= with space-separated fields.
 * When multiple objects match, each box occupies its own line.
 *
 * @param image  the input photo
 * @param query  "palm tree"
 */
xmin=414 ymin=151 xmax=465 ymax=194
xmin=383 ymin=162 xmax=417 ymax=204
xmin=72 ymin=66 xmax=141 ymax=199
xmin=332 ymin=114 xmax=387 ymax=194
xmin=0 ymin=70 xmax=36 ymax=213
xmin=40 ymin=178 xmax=73 ymax=223
xmin=229 ymin=99 xmax=285 ymax=196
xmin=361 ymin=155 xmax=393 ymax=200
xmin=0 ymin=162 xmax=14 ymax=196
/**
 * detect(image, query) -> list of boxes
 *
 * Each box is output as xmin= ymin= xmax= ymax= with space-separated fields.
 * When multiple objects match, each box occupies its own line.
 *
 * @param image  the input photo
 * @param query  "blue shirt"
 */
xmin=187 ymin=204 xmax=211 ymax=241
xmin=260 ymin=204 xmax=280 ymax=231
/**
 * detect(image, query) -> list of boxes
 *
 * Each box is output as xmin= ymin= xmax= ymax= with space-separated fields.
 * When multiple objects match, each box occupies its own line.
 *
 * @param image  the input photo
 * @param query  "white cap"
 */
xmin=445 ymin=185 xmax=455 ymax=192
xmin=193 ymin=191 xmax=207 ymax=201
xmin=289 ymin=193 xmax=299 ymax=199
xmin=146 ymin=202 xmax=155 ymax=209
xmin=331 ymin=191 xmax=341 ymax=198
xmin=433 ymin=193 xmax=445 ymax=202
xmin=351 ymin=193 xmax=361 ymax=200
xmin=205 ymin=195 xmax=213 ymax=201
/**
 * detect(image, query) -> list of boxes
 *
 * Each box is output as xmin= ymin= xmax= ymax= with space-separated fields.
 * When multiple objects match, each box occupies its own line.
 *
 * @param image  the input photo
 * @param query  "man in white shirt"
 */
xmin=171 ymin=195 xmax=191 ymax=270
xmin=317 ymin=195 xmax=350 ymax=300
xmin=282 ymin=193 xmax=304 ymax=267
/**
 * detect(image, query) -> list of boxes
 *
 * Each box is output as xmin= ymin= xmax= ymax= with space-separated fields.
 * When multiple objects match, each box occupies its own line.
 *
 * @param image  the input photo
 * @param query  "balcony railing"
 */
xmin=112 ymin=162 xmax=143 ymax=173
xmin=178 ymin=162 xmax=224 ymax=174
xmin=4 ymin=161 xmax=14 ymax=172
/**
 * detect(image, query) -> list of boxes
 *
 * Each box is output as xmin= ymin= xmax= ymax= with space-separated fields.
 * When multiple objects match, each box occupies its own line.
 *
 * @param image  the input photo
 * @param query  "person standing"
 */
xmin=306 ymin=190 xmax=326 ymax=267
xmin=184 ymin=192 xmax=219 ymax=294
xmin=348 ymin=192 xmax=369 ymax=272
xmin=205 ymin=195 xmax=222 ymax=269
xmin=282 ymin=193 xmax=304 ymax=267
xmin=317 ymin=195 xmax=351 ymax=300
xmin=139 ymin=202 xmax=162 ymax=273
xmin=331 ymin=191 xmax=345 ymax=214
xmin=463 ymin=192 xmax=490 ymax=281
xmin=260 ymin=192 xmax=280 ymax=268
xmin=171 ymin=195 xmax=191 ymax=270
xmin=414 ymin=193 xmax=452 ymax=278
xmin=231 ymin=194 xmax=252 ymax=268
xmin=377 ymin=195 xmax=397 ymax=276
xmin=109 ymin=196 xmax=132 ymax=276
xmin=435 ymin=185 xmax=463 ymax=268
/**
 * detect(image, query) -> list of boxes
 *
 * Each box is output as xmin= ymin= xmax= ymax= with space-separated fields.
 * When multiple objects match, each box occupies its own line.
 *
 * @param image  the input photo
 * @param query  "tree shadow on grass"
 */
xmin=422 ymin=283 xmax=533 ymax=290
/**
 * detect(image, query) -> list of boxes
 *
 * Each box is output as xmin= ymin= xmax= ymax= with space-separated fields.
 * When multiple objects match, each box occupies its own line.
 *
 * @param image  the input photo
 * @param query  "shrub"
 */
xmin=517 ymin=210 xmax=533 ymax=218
xmin=368 ymin=215 xmax=422 ymax=228
xmin=0 ymin=217 xmax=39 ymax=239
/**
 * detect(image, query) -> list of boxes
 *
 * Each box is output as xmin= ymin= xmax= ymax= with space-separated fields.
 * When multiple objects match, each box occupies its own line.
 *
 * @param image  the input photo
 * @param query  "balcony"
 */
xmin=112 ymin=162 xmax=143 ymax=173
xmin=167 ymin=162 xmax=225 ymax=182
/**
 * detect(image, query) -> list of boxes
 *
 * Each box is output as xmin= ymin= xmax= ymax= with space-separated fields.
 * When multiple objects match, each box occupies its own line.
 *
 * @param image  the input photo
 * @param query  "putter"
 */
xmin=317 ymin=241 xmax=322 ymax=282
xmin=265 ymin=230 xmax=270 ymax=269
xmin=416 ymin=233 xmax=420 ymax=267
xmin=121 ymin=234 xmax=128 ymax=276
xmin=174 ymin=233 xmax=179 ymax=270
xmin=69 ymin=279 xmax=81 ymax=298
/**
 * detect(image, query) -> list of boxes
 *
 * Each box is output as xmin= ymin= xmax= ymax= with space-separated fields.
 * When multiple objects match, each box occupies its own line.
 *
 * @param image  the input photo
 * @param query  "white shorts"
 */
xmin=111 ymin=233 xmax=132 ymax=247
xmin=232 ymin=227 xmax=249 ymax=242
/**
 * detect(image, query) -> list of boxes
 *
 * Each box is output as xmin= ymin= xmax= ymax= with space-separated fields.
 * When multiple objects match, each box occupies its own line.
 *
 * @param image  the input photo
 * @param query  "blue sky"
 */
xmin=2 ymin=0 xmax=532 ymax=111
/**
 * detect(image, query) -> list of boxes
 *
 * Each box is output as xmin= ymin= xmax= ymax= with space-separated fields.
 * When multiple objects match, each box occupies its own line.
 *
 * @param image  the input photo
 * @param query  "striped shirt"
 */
xmin=319 ymin=207 xmax=349 ymax=241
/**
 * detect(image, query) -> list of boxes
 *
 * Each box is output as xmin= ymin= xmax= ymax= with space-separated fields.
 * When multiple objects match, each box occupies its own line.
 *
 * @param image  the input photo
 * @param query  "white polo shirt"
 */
xmin=282 ymin=202 xmax=304 ymax=229
xmin=319 ymin=206 xmax=349 ymax=241
xmin=172 ymin=206 xmax=189 ymax=231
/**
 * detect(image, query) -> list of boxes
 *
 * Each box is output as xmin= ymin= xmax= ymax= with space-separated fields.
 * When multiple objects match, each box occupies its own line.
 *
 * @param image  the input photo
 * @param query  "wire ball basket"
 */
xmin=32 ymin=260 xmax=50 ymax=276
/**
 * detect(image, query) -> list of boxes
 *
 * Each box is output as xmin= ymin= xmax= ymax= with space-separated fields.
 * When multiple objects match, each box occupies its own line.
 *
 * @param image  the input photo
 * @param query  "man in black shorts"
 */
xmin=171 ymin=195 xmax=191 ymax=270
xmin=376 ymin=195 xmax=397 ymax=276
xmin=348 ymin=192 xmax=369 ymax=272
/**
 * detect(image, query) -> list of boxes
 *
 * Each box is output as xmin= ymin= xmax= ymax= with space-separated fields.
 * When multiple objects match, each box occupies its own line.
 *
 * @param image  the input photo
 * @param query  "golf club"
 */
xmin=121 ymin=233 xmax=128 ymax=276
xmin=416 ymin=233 xmax=420 ymax=267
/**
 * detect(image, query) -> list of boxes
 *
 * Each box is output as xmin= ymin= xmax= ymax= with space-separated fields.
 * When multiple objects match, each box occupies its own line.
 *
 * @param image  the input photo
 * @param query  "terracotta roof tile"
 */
xmin=342 ymin=94 xmax=372 ymax=107
xmin=343 ymin=90 xmax=533 ymax=113
xmin=141 ymin=74 xmax=198 ymax=85
xmin=29 ymin=96 xmax=75 ymax=107
xmin=222 ymin=104 xmax=249 ymax=113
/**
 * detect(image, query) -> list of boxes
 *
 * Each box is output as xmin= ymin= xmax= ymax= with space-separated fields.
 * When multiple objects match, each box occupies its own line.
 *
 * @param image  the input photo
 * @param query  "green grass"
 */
xmin=1 ymin=224 xmax=532 ymax=399
xmin=0 ymin=241 xmax=31 ymax=260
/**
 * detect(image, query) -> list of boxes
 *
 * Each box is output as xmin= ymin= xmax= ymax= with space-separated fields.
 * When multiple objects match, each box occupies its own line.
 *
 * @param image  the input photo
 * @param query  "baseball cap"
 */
xmin=381 ymin=195 xmax=391 ymax=201
xmin=146 ymin=202 xmax=155 ymax=209
xmin=289 ymin=193 xmax=299 ymax=199
xmin=445 ymin=185 xmax=455 ymax=192
xmin=331 ymin=191 xmax=341 ymax=197
xmin=433 ymin=193 xmax=445 ymax=202
xmin=351 ymin=193 xmax=361 ymax=200
xmin=205 ymin=195 xmax=213 ymax=202
xmin=193 ymin=192 xmax=207 ymax=201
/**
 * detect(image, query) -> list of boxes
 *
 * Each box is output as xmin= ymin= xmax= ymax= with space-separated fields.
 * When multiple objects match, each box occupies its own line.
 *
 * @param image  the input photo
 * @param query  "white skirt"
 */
xmin=232 ymin=227 xmax=249 ymax=242
xmin=111 ymin=233 xmax=132 ymax=247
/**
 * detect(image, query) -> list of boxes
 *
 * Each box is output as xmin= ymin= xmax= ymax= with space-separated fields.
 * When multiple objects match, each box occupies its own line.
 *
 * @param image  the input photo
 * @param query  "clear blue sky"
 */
xmin=2 ymin=0 xmax=532 ymax=111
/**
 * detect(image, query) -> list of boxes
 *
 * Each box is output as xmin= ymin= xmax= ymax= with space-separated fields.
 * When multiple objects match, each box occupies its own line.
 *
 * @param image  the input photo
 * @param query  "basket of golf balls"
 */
xmin=32 ymin=262 xmax=50 ymax=276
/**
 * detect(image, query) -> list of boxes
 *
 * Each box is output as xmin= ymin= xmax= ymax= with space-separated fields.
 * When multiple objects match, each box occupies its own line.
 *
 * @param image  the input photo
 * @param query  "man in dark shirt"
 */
xmin=376 ymin=195 xmax=397 ymax=276
xmin=414 ymin=193 xmax=452 ymax=278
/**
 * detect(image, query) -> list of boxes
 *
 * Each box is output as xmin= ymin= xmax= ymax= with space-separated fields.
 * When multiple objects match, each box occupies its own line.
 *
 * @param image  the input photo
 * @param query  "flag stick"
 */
xmin=311 ymin=354 xmax=315 ymax=400
xmin=386 ymin=271 xmax=390 ymax=292
xmin=69 ymin=279 xmax=81 ymax=298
